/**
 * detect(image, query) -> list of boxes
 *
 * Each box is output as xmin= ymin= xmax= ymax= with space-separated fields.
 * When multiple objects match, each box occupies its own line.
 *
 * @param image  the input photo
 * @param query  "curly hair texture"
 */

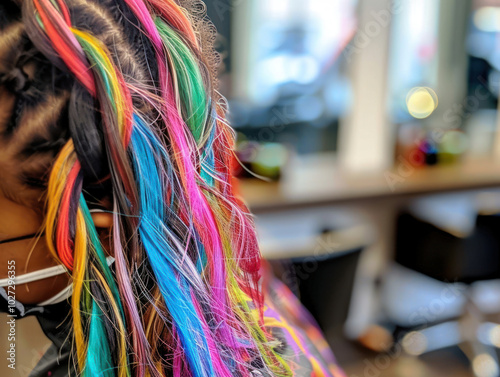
xmin=0 ymin=0 xmax=292 ymax=376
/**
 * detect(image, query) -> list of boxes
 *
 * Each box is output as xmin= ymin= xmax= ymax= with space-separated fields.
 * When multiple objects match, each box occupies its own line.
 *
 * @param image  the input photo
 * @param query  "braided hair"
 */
xmin=0 ymin=0 xmax=291 ymax=376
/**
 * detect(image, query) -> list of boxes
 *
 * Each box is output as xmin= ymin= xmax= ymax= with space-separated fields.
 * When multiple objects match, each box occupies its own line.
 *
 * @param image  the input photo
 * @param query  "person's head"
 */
xmin=0 ymin=0 xmax=290 ymax=375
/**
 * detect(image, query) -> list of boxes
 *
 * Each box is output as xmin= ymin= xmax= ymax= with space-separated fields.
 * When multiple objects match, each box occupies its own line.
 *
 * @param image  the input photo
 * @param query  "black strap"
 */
xmin=0 ymin=232 xmax=45 ymax=245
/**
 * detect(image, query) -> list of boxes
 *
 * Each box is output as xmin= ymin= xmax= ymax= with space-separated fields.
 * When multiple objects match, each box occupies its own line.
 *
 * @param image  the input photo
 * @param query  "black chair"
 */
xmin=396 ymin=212 xmax=500 ymax=284
xmin=293 ymin=245 xmax=364 ymax=337
xmin=394 ymin=210 xmax=500 ymax=376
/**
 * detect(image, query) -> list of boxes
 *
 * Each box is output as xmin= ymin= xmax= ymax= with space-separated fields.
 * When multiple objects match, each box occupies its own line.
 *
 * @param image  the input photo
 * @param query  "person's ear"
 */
xmin=90 ymin=210 xmax=113 ymax=229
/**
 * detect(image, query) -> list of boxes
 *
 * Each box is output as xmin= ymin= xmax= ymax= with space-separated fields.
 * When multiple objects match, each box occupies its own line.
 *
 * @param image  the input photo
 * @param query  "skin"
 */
xmin=0 ymin=193 xmax=113 ymax=304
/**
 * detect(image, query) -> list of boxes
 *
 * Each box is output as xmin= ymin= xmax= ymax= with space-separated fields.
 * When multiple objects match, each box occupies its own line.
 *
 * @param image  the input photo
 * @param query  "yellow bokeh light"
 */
xmin=406 ymin=87 xmax=438 ymax=119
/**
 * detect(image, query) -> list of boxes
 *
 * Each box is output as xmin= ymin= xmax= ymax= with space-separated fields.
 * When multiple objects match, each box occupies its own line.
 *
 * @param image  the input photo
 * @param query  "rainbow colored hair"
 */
xmin=21 ymin=0 xmax=291 ymax=376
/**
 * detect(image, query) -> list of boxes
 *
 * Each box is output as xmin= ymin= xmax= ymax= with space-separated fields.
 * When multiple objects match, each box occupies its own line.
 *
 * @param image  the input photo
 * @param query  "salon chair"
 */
xmin=255 ymin=207 xmax=373 ymax=338
xmin=394 ymin=207 xmax=500 ymax=377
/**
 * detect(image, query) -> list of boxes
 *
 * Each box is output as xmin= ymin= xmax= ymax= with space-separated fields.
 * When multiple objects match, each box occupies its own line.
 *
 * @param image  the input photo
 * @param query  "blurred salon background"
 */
xmin=204 ymin=0 xmax=500 ymax=376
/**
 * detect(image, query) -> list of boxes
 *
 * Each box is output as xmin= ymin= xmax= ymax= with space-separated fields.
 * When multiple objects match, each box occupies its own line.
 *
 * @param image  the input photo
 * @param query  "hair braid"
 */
xmin=1 ymin=0 xmax=294 ymax=375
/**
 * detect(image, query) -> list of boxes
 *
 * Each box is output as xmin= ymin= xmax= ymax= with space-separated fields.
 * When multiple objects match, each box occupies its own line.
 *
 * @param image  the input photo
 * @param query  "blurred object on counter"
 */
xmin=396 ymin=124 xmax=470 ymax=168
xmin=418 ymin=138 xmax=439 ymax=166
xmin=235 ymin=134 xmax=290 ymax=181
xmin=439 ymin=130 xmax=470 ymax=164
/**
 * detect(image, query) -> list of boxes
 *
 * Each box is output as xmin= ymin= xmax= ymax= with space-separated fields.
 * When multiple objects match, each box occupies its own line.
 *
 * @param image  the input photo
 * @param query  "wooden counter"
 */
xmin=239 ymin=153 xmax=500 ymax=213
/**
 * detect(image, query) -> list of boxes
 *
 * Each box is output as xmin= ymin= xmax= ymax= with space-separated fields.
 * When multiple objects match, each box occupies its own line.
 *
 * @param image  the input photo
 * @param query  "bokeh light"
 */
xmin=472 ymin=353 xmax=499 ymax=377
xmin=401 ymin=331 xmax=428 ymax=356
xmin=474 ymin=7 xmax=500 ymax=33
xmin=406 ymin=87 xmax=438 ymax=119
